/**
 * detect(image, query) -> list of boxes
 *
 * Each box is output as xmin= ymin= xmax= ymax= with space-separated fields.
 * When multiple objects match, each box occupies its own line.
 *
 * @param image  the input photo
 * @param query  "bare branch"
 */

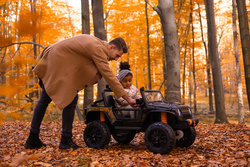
xmin=0 ymin=42 xmax=45 ymax=49
xmin=145 ymin=0 xmax=162 ymax=16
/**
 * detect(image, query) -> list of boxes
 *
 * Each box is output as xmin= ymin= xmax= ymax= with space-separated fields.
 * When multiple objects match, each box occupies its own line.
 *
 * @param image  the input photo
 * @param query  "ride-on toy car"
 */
xmin=83 ymin=85 xmax=199 ymax=154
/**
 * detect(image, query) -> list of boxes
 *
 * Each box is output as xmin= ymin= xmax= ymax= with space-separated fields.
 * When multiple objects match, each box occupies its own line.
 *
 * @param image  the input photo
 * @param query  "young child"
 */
xmin=115 ymin=62 xmax=141 ymax=118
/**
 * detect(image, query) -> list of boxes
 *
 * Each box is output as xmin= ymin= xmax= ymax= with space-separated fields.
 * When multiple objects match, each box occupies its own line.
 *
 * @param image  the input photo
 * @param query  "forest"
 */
xmin=0 ymin=0 xmax=250 ymax=166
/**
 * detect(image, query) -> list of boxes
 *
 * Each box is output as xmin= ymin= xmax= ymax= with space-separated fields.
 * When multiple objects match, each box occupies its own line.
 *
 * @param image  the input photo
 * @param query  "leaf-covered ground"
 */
xmin=0 ymin=121 xmax=249 ymax=167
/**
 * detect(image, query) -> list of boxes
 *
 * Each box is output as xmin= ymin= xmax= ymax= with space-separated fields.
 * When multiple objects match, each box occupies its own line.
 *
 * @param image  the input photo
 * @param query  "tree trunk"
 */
xmin=204 ymin=0 xmax=228 ymax=123
xmin=190 ymin=0 xmax=197 ymax=114
xmin=182 ymin=6 xmax=192 ymax=105
xmin=82 ymin=0 xmax=93 ymax=110
xmin=236 ymin=0 xmax=250 ymax=111
xmin=145 ymin=2 xmax=151 ymax=90
xmin=233 ymin=0 xmax=244 ymax=124
xmin=92 ymin=0 xmax=107 ymax=100
xmin=29 ymin=0 xmax=38 ymax=98
xmin=147 ymin=0 xmax=181 ymax=102
xmin=198 ymin=3 xmax=214 ymax=113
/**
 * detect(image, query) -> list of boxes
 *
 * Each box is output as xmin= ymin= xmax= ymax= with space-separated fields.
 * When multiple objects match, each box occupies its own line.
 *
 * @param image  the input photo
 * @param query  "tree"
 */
xmin=236 ymin=0 xmax=250 ymax=111
xmin=145 ymin=2 xmax=152 ymax=90
xmin=146 ymin=0 xmax=181 ymax=103
xmin=92 ymin=0 xmax=107 ymax=100
xmin=232 ymin=0 xmax=244 ymax=124
xmin=197 ymin=3 xmax=214 ymax=113
xmin=82 ymin=0 xmax=93 ymax=111
xmin=204 ymin=0 xmax=228 ymax=123
xmin=190 ymin=0 xmax=197 ymax=114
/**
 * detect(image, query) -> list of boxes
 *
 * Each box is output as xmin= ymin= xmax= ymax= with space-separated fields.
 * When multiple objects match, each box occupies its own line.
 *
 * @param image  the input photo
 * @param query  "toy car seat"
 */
xmin=106 ymin=95 xmax=116 ymax=108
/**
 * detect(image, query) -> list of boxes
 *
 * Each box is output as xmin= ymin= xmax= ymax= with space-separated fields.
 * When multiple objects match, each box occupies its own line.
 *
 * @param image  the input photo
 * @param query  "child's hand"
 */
xmin=122 ymin=95 xmax=137 ymax=108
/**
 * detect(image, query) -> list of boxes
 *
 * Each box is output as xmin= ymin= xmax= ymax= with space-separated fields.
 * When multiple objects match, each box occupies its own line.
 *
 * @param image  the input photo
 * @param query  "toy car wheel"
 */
xmin=112 ymin=131 xmax=136 ymax=144
xmin=176 ymin=126 xmax=196 ymax=148
xmin=84 ymin=120 xmax=111 ymax=149
xmin=145 ymin=122 xmax=176 ymax=154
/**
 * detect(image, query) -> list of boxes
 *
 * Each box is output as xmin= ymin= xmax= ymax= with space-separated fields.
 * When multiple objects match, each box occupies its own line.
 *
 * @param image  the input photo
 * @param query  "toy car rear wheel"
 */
xmin=175 ymin=126 xmax=196 ymax=148
xmin=84 ymin=120 xmax=111 ymax=149
xmin=145 ymin=122 xmax=176 ymax=154
xmin=112 ymin=131 xmax=136 ymax=144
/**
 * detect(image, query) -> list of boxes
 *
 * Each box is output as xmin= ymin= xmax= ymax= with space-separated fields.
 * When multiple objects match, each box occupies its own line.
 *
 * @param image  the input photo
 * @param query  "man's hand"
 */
xmin=122 ymin=94 xmax=138 ymax=108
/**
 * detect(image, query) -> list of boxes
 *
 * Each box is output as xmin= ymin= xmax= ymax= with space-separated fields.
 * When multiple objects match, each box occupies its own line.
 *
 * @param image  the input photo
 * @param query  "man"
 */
xmin=24 ymin=34 xmax=136 ymax=150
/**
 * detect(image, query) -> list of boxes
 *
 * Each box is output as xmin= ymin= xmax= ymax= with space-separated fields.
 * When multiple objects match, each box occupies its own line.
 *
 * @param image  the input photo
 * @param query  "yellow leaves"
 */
xmin=0 ymin=34 xmax=13 ymax=47
xmin=16 ymin=10 xmax=45 ymax=37
xmin=8 ymin=111 xmax=23 ymax=120
xmin=0 ymin=85 xmax=19 ymax=97
xmin=0 ymin=112 xmax=7 ymax=126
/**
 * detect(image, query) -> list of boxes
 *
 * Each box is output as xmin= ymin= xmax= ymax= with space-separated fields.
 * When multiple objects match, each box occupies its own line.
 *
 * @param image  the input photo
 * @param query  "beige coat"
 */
xmin=33 ymin=34 xmax=126 ymax=110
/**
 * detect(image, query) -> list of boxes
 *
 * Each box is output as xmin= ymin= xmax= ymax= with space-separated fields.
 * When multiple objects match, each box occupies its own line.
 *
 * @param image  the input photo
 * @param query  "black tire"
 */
xmin=112 ymin=131 xmax=136 ymax=144
xmin=145 ymin=122 xmax=176 ymax=154
xmin=176 ymin=126 xmax=196 ymax=148
xmin=84 ymin=121 xmax=111 ymax=149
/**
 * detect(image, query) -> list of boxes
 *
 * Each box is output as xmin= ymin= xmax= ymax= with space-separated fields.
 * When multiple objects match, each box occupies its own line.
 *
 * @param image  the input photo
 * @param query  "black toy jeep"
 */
xmin=83 ymin=85 xmax=199 ymax=154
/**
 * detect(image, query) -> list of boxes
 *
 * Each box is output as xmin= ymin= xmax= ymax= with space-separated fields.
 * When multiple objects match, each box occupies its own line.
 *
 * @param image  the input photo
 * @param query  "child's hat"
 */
xmin=117 ymin=70 xmax=133 ymax=82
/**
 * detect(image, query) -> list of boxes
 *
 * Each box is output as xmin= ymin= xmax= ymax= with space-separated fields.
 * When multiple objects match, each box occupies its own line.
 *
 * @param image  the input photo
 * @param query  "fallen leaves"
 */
xmin=0 ymin=121 xmax=249 ymax=166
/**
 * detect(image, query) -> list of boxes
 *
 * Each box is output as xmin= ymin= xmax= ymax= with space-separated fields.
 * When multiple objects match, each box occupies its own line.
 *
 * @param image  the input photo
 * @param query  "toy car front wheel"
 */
xmin=175 ymin=126 xmax=196 ymax=148
xmin=112 ymin=131 xmax=136 ymax=144
xmin=84 ymin=120 xmax=111 ymax=149
xmin=145 ymin=122 xmax=176 ymax=154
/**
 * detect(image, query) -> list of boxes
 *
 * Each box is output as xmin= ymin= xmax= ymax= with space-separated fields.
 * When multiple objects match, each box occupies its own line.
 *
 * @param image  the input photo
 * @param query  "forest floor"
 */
xmin=0 ymin=121 xmax=249 ymax=167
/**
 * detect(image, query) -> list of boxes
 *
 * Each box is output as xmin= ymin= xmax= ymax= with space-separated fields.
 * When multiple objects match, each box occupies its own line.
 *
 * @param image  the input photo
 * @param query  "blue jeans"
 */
xmin=30 ymin=80 xmax=78 ymax=138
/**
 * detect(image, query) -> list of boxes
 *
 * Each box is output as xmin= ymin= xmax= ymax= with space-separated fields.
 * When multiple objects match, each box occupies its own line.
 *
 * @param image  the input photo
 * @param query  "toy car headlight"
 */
xmin=177 ymin=109 xmax=182 ymax=116
xmin=188 ymin=108 xmax=192 ymax=115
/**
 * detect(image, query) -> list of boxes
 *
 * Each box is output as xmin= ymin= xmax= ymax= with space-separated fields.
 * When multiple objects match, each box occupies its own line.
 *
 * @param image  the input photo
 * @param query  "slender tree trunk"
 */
xmin=233 ymin=0 xmax=244 ymax=124
xmin=182 ymin=44 xmax=187 ymax=104
xmin=145 ymin=2 xmax=151 ymax=89
xmin=189 ymin=48 xmax=192 ymax=107
xmin=204 ymin=0 xmax=228 ymax=123
xmin=198 ymin=3 xmax=214 ymax=113
xmin=182 ymin=8 xmax=192 ymax=105
xmin=190 ymin=0 xmax=197 ymax=114
xmin=236 ymin=0 xmax=250 ymax=111
xmin=82 ymin=0 xmax=93 ymax=110
xmin=30 ymin=0 xmax=38 ymax=98
xmin=92 ymin=0 xmax=107 ymax=100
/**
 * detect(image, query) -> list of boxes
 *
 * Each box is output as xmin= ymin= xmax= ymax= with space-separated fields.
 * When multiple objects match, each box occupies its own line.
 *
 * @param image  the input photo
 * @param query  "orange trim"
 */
xmin=187 ymin=119 xmax=192 ymax=125
xmin=100 ymin=112 xmax=105 ymax=122
xmin=161 ymin=112 xmax=167 ymax=124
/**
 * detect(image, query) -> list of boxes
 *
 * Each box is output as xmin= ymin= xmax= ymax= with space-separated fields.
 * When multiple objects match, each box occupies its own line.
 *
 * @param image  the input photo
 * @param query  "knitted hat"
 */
xmin=117 ymin=70 xmax=133 ymax=82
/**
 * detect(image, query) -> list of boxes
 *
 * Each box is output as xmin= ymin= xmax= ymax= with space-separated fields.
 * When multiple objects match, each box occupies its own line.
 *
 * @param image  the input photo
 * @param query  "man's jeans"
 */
xmin=30 ymin=81 xmax=78 ymax=138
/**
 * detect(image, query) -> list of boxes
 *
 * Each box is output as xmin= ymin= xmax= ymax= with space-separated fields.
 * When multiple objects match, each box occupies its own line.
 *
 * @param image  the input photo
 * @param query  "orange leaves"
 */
xmin=10 ymin=152 xmax=41 ymax=167
xmin=16 ymin=10 xmax=45 ymax=37
xmin=0 ymin=85 xmax=20 ymax=97
xmin=0 ymin=35 xmax=13 ymax=47
xmin=0 ymin=121 xmax=249 ymax=166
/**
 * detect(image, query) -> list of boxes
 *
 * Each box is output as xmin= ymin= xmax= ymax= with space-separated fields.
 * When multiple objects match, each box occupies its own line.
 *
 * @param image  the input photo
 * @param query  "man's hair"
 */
xmin=109 ymin=37 xmax=128 ymax=53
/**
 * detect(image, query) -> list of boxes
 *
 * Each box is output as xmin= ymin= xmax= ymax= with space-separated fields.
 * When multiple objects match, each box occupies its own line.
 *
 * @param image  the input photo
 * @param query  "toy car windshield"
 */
xmin=144 ymin=90 xmax=164 ymax=102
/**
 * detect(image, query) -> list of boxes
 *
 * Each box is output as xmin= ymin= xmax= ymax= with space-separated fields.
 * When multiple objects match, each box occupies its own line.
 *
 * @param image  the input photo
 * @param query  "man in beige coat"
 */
xmin=24 ymin=34 xmax=136 ymax=150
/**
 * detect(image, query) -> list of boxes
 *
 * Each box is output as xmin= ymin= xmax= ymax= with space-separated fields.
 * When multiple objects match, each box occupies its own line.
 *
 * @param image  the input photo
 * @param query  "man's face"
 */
xmin=108 ymin=45 xmax=123 ymax=61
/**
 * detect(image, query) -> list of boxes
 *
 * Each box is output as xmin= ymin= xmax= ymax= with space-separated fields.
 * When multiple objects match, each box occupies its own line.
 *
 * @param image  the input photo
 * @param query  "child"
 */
xmin=115 ymin=62 xmax=141 ymax=118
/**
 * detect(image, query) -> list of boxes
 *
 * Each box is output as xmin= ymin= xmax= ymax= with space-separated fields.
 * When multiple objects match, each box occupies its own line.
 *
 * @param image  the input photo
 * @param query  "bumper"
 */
xmin=174 ymin=118 xmax=199 ymax=130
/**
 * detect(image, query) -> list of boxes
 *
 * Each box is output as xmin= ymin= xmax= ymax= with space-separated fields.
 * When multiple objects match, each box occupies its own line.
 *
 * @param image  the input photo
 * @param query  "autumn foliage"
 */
xmin=1 ymin=0 xmax=250 ymax=118
xmin=0 ymin=121 xmax=249 ymax=166
xmin=0 ymin=0 xmax=250 ymax=166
